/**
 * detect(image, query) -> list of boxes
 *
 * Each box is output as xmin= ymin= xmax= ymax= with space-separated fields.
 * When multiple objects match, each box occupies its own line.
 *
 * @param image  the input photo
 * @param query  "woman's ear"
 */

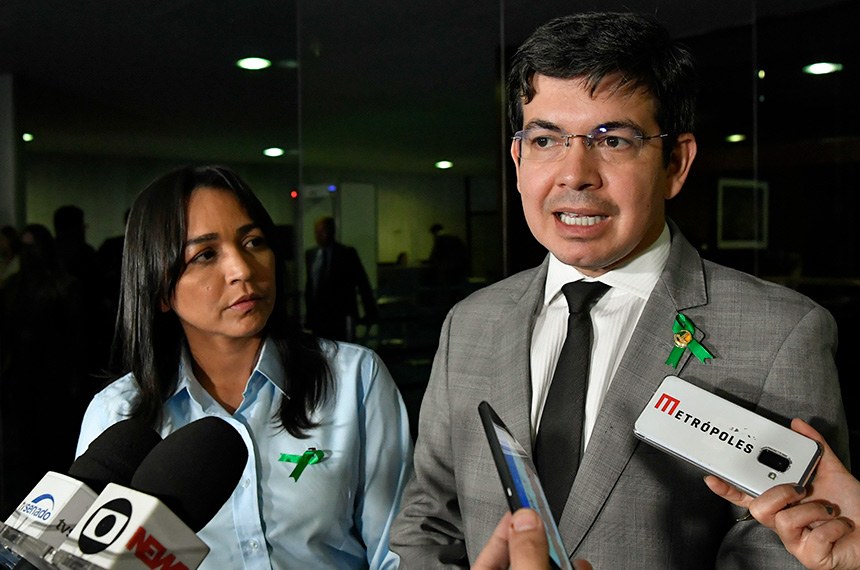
xmin=160 ymin=298 xmax=171 ymax=312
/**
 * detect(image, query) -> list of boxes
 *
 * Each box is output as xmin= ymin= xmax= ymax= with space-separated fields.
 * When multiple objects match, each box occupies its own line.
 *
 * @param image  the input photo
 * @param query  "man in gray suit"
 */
xmin=391 ymin=12 xmax=849 ymax=569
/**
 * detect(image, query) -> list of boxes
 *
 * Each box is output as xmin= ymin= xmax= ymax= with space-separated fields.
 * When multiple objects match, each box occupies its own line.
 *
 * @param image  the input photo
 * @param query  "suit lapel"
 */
xmin=491 ymin=260 xmax=548 ymax=454
xmin=557 ymin=224 xmax=710 ymax=553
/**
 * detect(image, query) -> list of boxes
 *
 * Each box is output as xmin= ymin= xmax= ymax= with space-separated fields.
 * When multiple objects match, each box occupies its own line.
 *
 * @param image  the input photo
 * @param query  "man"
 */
xmin=305 ymin=216 xmax=377 ymax=341
xmin=391 ymin=12 xmax=848 ymax=569
xmin=53 ymin=204 xmax=97 ymax=283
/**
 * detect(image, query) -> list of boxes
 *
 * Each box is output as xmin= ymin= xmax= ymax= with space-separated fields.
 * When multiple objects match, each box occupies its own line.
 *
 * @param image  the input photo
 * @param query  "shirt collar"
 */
xmin=172 ymin=337 xmax=286 ymax=402
xmin=544 ymin=223 xmax=671 ymax=305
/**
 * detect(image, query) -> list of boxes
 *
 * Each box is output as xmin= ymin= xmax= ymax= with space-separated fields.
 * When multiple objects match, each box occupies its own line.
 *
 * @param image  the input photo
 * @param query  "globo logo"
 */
xmin=78 ymin=498 xmax=133 ymax=554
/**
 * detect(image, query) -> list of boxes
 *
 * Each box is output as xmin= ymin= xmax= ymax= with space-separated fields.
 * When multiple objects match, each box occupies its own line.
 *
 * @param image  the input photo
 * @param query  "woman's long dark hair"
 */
xmin=112 ymin=165 xmax=331 ymax=437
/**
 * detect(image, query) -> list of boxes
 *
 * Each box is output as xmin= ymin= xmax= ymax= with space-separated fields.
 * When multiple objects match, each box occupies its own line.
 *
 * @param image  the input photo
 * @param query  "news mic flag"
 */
xmin=54 ymin=483 xmax=208 ymax=570
xmin=54 ymin=417 xmax=248 ymax=570
xmin=0 ymin=472 xmax=96 ymax=570
xmin=2 ymin=418 xmax=162 ymax=555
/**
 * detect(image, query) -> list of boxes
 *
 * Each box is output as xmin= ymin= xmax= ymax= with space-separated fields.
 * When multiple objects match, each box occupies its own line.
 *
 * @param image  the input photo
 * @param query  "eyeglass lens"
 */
xmin=516 ymin=126 xmax=663 ymax=163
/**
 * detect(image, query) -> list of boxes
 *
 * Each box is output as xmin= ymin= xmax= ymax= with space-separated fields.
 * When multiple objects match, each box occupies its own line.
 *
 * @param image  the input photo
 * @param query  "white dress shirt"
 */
xmin=76 ymin=338 xmax=413 ymax=570
xmin=530 ymin=224 xmax=671 ymax=451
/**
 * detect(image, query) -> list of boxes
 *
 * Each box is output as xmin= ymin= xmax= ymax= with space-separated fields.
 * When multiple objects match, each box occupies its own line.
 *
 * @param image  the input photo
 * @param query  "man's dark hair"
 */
xmin=53 ymin=204 xmax=86 ymax=239
xmin=318 ymin=216 xmax=336 ymax=234
xmin=507 ymin=12 xmax=698 ymax=163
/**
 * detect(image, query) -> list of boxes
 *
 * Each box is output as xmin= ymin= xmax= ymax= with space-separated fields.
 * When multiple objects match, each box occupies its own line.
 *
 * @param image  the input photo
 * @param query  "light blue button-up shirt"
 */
xmin=76 ymin=338 xmax=413 ymax=569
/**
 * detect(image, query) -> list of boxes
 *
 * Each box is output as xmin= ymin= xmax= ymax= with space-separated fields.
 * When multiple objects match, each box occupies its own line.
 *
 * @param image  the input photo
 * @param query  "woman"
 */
xmin=76 ymin=165 xmax=413 ymax=569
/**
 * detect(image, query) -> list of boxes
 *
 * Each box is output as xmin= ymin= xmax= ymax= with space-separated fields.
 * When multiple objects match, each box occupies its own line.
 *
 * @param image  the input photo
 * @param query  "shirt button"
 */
xmin=249 ymin=540 xmax=259 ymax=551
xmin=241 ymin=478 xmax=250 ymax=488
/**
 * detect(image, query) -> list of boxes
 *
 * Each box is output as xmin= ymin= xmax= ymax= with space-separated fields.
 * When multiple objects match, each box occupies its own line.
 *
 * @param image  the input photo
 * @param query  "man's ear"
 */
xmin=664 ymin=132 xmax=697 ymax=200
xmin=510 ymin=139 xmax=523 ymax=194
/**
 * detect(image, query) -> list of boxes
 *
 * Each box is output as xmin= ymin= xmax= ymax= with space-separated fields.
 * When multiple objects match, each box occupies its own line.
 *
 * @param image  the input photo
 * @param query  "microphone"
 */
xmin=131 ymin=416 xmax=248 ymax=533
xmin=0 ymin=418 xmax=162 ymax=569
xmin=53 ymin=417 xmax=248 ymax=570
xmin=68 ymin=418 xmax=164 ymax=493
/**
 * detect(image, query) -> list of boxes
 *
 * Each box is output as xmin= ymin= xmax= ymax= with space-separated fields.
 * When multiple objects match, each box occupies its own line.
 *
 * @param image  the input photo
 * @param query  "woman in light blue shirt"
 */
xmin=76 ymin=165 xmax=413 ymax=569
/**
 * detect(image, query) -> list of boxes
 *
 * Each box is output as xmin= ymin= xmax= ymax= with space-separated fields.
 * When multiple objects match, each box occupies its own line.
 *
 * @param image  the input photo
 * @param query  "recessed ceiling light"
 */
xmin=757 ymin=69 xmax=766 ymax=79
xmin=263 ymin=147 xmax=285 ymax=157
xmin=435 ymin=160 xmax=453 ymax=170
xmin=726 ymin=134 xmax=746 ymax=143
xmin=236 ymin=57 xmax=272 ymax=71
xmin=803 ymin=62 xmax=843 ymax=75
xmin=22 ymin=133 xmax=33 ymax=142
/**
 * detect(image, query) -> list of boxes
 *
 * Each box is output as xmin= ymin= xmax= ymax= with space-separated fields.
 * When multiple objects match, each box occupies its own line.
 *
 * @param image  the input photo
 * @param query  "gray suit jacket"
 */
xmin=391 ymin=225 xmax=849 ymax=569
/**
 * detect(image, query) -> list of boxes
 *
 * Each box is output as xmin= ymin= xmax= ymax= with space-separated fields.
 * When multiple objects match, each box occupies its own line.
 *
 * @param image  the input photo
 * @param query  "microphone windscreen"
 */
xmin=68 ymin=417 xmax=163 ymax=492
xmin=131 ymin=416 xmax=248 ymax=533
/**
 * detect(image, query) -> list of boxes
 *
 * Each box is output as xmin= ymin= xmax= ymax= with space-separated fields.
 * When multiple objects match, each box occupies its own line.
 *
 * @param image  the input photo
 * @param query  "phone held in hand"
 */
xmin=479 ymin=401 xmax=573 ymax=570
xmin=634 ymin=375 xmax=822 ymax=497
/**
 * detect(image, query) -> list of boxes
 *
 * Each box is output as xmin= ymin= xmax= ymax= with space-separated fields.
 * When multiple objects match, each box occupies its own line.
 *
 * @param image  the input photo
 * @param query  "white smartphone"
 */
xmin=479 ymin=401 xmax=573 ymax=570
xmin=633 ymin=375 xmax=822 ymax=497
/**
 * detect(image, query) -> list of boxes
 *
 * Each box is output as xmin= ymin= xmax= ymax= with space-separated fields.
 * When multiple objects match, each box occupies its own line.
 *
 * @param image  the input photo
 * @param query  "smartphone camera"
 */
xmin=757 ymin=448 xmax=791 ymax=472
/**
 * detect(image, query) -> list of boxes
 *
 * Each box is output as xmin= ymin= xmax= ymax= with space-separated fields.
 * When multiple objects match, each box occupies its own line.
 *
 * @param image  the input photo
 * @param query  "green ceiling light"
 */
xmin=435 ymin=160 xmax=453 ymax=170
xmin=726 ymin=134 xmax=746 ymax=143
xmin=263 ymin=147 xmax=285 ymax=157
xmin=236 ymin=57 xmax=272 ymax=70
xmin=22 ymin=133 xmax=34 ymax=142
xmin=803 ymin=62 xmax=843 ymax=75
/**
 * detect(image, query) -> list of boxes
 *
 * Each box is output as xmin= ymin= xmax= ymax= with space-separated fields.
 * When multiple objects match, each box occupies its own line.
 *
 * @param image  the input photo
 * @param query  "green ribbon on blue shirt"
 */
xmin=279 ymin=448 xmax=325 ymax=481
xmin=666 ymin=313 xmax=714 ymax=368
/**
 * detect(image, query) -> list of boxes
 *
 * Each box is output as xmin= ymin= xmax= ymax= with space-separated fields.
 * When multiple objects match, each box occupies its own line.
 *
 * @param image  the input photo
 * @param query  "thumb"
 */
xmin=508 ymin=509 xmax=551 ymax=570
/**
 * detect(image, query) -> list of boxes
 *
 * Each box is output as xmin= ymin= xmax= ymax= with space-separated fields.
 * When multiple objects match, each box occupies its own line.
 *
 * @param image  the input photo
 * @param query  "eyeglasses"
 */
xmin=513 ymin=125 xmax=668 ymax=164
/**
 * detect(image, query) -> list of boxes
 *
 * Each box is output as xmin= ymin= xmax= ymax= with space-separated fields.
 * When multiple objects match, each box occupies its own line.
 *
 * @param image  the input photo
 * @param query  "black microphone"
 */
xmin=68 ymin=417 xmax=164 ymax=493
xmin=131 ymin=416 xmax=248 ymax=532
xmin=53 ymin=417 xmax=248 ymax=569
xmin=0 ymin=418 xmax=162 ymax=569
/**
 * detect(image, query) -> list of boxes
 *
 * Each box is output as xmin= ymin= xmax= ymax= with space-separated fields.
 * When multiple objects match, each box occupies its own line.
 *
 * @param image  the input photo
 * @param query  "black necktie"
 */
xmin=534 ymin=280 xmax=610 ymax=523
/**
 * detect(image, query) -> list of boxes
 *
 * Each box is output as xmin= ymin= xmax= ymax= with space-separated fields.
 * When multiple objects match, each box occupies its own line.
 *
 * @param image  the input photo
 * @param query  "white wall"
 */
xmin=301 ymin=168 xmax=478 ymax=270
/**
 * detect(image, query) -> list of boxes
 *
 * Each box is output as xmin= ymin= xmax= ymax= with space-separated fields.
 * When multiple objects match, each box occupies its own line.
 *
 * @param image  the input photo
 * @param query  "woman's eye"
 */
xmin=190 ymin=249 xmax=215 ymax=264
xmin=245 ymin=235 xmax=267 ymax=249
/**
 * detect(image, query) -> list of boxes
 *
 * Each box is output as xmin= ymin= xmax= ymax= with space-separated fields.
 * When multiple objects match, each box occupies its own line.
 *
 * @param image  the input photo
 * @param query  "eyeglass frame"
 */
xmin=511 ymin=124 xmax=670 ymax=163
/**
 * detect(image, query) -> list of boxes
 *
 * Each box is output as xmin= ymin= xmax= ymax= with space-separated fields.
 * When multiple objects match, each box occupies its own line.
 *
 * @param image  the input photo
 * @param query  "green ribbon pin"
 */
xmin=665 ymin=313 xmax=714 ymax=368
xmin=279 ymin=448 xmax=325 ymax=481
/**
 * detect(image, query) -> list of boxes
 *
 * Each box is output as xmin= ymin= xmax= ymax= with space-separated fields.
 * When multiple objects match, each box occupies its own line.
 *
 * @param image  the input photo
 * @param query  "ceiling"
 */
xmin=0 ymin=0 xmax=854 ymax=178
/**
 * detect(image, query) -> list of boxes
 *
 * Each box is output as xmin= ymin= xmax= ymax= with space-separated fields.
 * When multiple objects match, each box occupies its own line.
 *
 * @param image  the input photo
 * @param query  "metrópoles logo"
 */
xmin=654 ymin=390 xmax=754 ymax=454
xmin=654 ymin=392 xmax=680 ymax=415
